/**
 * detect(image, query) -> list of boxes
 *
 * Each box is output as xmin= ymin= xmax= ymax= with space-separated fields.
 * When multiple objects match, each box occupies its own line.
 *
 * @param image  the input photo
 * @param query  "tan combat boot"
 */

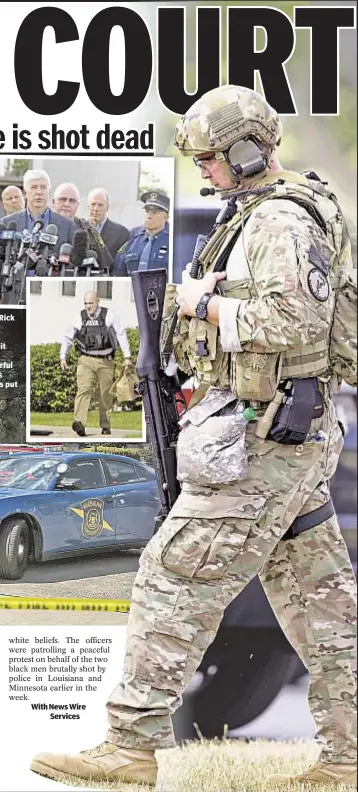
xmin=268 ymin=760 xmax=357 ymax=788
xmin=30 ymin=742 xmax=158 ymax=786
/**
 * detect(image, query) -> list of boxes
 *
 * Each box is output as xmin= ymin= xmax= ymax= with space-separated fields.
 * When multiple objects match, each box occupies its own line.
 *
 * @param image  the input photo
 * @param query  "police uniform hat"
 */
xmin=141 ymin=190 xmax=170 ymax=213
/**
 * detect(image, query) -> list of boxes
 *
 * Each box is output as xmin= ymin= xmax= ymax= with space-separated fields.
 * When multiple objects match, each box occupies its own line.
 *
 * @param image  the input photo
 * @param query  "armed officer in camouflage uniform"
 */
xmin=31 ymin=87 xmax=357 ymax=788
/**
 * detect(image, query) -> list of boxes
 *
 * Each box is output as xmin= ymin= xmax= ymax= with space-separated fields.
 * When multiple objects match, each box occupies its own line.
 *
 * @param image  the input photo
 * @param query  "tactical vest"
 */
xmin=74 ymin=307 xmax=118 ymax=357
xmin=168 ymin=170 xmax=356 ymax=403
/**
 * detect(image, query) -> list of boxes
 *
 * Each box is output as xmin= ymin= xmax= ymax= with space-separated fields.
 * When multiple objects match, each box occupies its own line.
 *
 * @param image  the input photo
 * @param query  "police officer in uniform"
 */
xmin=31 ymin=87 xmax=357 ymax=788
xmin=113 ymin=190 xmax=170 ymax=276
xmin=60 ymin=291 xmax=132 ymax=437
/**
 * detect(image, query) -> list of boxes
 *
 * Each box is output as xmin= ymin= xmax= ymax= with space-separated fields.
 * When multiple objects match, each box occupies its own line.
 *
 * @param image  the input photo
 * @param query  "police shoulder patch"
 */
xmin=307 ymin=268 xmax=329 ymax=302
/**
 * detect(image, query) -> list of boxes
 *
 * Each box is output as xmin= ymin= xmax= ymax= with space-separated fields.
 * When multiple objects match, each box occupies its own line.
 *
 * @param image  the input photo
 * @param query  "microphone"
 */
xmin=58 ymin=243 xmax=72 ymax=265
xmin=2 ymin=221 xmax=19 ymax=277
xmin=58 ymin=243 xmax=73 ymax=276
xmin=83 ymin=248 xmax=98 ymax=263
xmin=0 ymin=223 xmax=8 ymax=287
xmin=71 ymin=229 xmax=88 ymax=269
xmin=32 ymin=219 xmax=44 ymax=235
xmin=34 ymin=224 xmax=58 ymax=275
xmin=0 ymin=222 xmax=6 ymax=254
xmin=36 ymin=258 xmax=48 ymax=277
xmin=16 ymin=229 xmax=32 ymax=263
xmin=38 ymin=223 xmax=58 ymax=249
xmin=81 ymin=248 xmax=99 ymax=276
xmin=22 ymin=220 xmax=45 ymax=270
xmin=200 ymin=187 xmax=217 ymax=196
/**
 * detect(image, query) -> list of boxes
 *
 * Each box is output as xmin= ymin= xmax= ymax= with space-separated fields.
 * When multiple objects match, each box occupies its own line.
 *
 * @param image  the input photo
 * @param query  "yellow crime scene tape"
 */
xmin=0 ymin=596 xmax=131 ymax=612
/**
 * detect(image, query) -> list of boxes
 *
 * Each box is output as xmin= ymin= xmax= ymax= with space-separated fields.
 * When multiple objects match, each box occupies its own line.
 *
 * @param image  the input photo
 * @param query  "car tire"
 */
xmin=172 ymin=628 xmax=301 ymax=741
xmin=0 ymin=517 xmax=30 ymax=580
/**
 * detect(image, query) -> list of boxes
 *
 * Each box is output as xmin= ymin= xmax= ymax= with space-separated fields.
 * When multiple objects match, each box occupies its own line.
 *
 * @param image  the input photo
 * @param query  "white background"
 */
xmin=1 ymin=625 xmax=127 ymax=792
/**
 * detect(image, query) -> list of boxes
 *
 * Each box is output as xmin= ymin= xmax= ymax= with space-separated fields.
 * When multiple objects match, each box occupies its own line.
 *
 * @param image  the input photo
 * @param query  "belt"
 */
xmin=81 ymin=353 xmax=114 ymax=361
xmin=244 ymin=377 xmax=332 ymax=417
xmin=282 ymin=497 xmax=335 ymax=541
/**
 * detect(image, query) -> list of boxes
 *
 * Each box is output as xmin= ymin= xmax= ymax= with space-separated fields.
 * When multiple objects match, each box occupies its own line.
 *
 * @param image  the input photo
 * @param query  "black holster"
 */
xmin=268 ymin=377 xmax=324 ymax=445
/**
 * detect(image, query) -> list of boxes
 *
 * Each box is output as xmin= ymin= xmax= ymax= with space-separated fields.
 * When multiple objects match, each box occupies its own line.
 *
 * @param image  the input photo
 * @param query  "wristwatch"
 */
xmin=195 ymin=293 xmax=214 ymax=320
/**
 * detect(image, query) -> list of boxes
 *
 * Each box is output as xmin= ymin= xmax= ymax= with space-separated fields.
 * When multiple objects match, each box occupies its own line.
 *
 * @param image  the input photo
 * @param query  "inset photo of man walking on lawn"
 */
xmin=27 ymin=278 xmax=144 ymax=442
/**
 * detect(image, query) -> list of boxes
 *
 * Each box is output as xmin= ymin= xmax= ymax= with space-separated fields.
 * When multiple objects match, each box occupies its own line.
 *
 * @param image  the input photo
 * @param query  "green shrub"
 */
xmin=30 ymin=329 xmax=140 ymax=413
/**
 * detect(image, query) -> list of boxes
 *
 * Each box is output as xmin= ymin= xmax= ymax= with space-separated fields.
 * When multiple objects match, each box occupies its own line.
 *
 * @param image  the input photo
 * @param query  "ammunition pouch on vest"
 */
xmin=74 ymin=307 xmax=118 ymax=357
xmin=268 ymin=377 xmax=325 ymax=444
xmin=170 ymin=169 xmax=356 ymax=399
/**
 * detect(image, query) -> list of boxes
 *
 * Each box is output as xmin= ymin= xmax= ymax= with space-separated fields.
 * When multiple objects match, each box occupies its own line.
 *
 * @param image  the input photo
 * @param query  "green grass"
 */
xmin=31 ymin=739 xmax=356 ymax=790
xmin=30 ymin=411 xmax=143 ymax=431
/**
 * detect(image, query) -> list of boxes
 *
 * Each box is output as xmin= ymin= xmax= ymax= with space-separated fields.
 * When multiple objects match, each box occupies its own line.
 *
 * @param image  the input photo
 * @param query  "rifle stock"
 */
xmin=131 ymin=269 xmax=182 ymax=533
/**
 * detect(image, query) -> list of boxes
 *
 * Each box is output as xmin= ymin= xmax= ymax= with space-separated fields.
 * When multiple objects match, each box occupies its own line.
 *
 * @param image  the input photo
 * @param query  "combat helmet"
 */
xmin=174 ymin=85 xmax=282 ymax=190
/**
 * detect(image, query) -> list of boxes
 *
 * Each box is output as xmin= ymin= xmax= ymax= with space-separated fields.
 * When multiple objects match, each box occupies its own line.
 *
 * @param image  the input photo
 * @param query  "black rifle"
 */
xmin=131 ymin=269 xmax=183 ymax=532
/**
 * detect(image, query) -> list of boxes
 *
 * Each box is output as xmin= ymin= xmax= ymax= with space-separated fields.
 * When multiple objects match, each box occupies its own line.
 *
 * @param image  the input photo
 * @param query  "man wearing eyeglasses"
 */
xmin=53 ymin=183 xmax=113 ymax=272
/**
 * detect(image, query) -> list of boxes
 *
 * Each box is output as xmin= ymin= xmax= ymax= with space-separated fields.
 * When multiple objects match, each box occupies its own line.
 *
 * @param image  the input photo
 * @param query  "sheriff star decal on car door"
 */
xmin=70 ymin=498 xmax=114 ymax=538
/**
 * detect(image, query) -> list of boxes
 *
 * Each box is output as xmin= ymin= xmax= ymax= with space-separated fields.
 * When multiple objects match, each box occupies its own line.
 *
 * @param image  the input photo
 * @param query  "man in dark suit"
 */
xmin=53 ymin=182 xmax=113 ymax=272
xmin=87 ymin=188 xmax=129 ymax=258
xmin=1 ymin=169 xmax=76 ymax=254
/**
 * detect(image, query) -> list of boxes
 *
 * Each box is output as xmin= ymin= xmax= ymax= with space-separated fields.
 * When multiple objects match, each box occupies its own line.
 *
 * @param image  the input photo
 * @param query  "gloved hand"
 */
xmin=124 ymin=357 xmax=133 ymax=370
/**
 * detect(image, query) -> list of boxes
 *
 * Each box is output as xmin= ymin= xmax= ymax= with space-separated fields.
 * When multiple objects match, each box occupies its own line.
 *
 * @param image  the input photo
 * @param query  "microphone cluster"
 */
xmin=0 ymin=224 xmax=103 ymax=305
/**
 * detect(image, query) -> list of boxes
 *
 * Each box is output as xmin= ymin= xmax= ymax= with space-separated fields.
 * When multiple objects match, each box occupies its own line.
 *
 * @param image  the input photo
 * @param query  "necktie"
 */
xmin=138 ymin=236 xmax=153 ymax=271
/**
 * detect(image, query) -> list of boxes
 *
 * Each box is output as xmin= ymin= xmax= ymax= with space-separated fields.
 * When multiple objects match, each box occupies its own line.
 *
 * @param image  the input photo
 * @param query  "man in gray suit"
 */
xmin=1 ymin=169 xmax=76 ymax=254
xmin=87 ymin=188 xmax=129 ymax=258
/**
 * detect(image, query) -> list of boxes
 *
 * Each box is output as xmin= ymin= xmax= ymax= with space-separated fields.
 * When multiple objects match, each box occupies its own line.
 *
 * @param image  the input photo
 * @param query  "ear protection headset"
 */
xmin=225 ymin=137 xmax=268 ymax=179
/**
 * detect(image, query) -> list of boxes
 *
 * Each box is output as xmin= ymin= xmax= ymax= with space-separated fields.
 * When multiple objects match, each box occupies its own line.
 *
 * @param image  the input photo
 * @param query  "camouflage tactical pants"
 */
xmin=106 ymin=399 xmax=357 ymax=763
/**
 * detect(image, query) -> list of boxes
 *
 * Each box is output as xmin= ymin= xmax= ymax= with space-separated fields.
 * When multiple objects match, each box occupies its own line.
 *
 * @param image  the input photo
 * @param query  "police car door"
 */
xmin=52 ymin=457 xmax=117 ymax=552
xmin=102 ymin=457 xmax=159 ymax=542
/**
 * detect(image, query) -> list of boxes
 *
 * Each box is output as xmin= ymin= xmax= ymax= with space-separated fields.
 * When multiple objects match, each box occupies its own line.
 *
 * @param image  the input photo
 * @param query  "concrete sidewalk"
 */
xmin=30 ymin=425 xmax=143 ymax=440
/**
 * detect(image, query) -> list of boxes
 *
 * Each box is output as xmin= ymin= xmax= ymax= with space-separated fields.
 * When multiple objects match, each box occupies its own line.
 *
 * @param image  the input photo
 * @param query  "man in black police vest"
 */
xmin=113 ymin=190 xmax=170 ymax=276
xmin=60 ymin=291 xmax=132 ymax=436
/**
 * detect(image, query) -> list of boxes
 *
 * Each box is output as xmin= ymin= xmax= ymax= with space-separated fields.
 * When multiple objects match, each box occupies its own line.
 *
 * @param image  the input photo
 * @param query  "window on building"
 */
xmin=97 ymin=281 xmax=113 ymax=300
xmin=61 ymin=282 xmax=76 ymax=297
xmin=30 ymin=282 xmax=42 ymax=296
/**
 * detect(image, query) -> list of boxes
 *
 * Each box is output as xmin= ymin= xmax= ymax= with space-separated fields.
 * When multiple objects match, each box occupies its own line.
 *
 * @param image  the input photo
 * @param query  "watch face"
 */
xmin=195 ymin=302 xmax=207 ymax=320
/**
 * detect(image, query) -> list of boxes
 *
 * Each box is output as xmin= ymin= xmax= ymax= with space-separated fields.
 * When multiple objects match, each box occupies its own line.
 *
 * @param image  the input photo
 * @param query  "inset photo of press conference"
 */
xmin=0 ymin=156 xmax=174 ymax=305
xmin=26 ymin=278 xmax=145 ymax=443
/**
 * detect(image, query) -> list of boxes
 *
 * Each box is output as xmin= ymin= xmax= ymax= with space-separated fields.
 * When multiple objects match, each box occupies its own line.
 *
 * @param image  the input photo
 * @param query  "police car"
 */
xmin=0 ymin=452 xmax=159 ymax=580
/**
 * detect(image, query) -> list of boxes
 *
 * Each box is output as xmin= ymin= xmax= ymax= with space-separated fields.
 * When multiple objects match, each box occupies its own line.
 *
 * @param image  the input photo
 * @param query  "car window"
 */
xmin=105 ymin=459 xmax=139 ymax=485
xmin=0 ymin=457 xmax=60 ymax=490
xmin=61 ymin=459 xmax=106 ymax=490
xmin=135 ymin=463 xmax=155 ymax=482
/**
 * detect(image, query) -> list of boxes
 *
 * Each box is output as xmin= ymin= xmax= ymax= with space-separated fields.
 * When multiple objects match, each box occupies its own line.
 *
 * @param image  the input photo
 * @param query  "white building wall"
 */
xmin=31 ymin=157 xmax=145 ymax=228
xmin=29 ymin=279 xmax=138 ymax=345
